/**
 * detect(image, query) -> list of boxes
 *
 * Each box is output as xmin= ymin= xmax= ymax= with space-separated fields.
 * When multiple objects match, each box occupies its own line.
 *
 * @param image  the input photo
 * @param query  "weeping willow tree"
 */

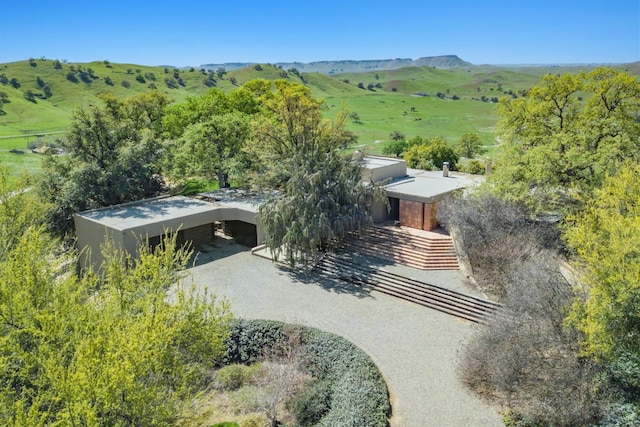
xmin=258 ymin=148 xmax=387 ymax=269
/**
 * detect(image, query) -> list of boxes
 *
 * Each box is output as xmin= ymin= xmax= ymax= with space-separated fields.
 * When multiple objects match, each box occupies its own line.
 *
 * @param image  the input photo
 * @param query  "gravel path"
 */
xmin=186 ymin=242 xmax=504 ymax=427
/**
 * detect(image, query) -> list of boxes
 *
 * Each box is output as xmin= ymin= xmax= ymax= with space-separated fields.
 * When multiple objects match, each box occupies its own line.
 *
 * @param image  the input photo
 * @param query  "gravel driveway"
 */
xmin=186 ymin=242 xmax=504 ymax=427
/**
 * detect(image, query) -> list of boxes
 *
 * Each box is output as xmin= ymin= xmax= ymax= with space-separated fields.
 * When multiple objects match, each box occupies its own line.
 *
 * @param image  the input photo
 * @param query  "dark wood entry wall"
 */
xmin=399 ymin=199 xmax=438 ymax=231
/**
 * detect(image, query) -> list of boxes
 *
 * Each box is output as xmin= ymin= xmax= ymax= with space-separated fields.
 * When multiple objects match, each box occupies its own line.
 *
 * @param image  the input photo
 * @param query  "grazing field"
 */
xmin=326 ymin=92 xmax=499 ymax=154
xmin=1 ymin=57 xmax=637 ymax=182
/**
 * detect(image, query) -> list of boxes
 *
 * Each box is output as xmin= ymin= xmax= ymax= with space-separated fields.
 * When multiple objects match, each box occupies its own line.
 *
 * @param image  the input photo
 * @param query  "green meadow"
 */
xmin=1 ymin=57 xmax=637 ymax=185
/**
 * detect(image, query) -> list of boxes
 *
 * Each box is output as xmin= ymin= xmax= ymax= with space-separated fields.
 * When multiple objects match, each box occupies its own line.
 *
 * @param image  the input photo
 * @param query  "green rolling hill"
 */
xmin=0 ymin=56 xmax=637 ymax=184
xmin=201 ymin=54 xmax=474 ymax=74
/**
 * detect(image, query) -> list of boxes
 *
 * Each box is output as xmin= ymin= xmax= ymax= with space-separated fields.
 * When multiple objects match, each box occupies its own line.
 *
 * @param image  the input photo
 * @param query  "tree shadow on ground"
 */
xmin=283 ymin=249 xmax=396 ymax=299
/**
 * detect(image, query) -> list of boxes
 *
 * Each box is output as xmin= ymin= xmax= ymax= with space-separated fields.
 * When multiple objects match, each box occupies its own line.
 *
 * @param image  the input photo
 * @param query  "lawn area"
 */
xmin=325 ymin=91 xmax=499 ymax=155
xmin=0 ymin=150 xmax=43 ymax=187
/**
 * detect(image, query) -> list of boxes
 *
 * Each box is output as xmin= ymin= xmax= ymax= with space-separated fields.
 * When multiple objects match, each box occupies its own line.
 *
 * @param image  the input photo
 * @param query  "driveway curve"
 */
xmin=187 ymin=242 xmax=503 ymax=427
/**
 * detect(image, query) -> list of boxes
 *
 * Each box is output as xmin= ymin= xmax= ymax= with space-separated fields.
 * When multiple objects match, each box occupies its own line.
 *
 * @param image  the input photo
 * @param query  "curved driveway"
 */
xmin=187 ymin=243 xmax=503 ymax=427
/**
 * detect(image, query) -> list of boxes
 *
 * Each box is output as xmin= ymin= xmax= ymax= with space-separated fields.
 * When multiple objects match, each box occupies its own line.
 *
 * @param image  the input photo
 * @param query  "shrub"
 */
xmin=224 ymin=319 xmax=390 ymax=427
xmin=461 ymin=159 xmax=485 ymax=175
xmin=441 ymin=195 xmax=611 ymax=425
xmin=290 ymin=379 xmax=332 ymax=426
xmin=459 ymin=252 xmax=604 ymax=426
xmin=437 ymin=194 xmax=560 ymax=298
xmin=224 ymin=319 xmax=289 ymax=365
xmin=238 ymin=414 xmax=268 ymax=427
xmin=214 ymin=363 xmax=262 ymax=391
xmin=229 ymin=387 xmax=263 ymax=414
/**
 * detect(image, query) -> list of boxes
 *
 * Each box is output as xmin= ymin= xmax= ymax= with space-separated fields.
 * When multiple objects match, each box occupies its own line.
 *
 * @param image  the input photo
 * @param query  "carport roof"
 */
xmin=76 ymin=196 xmax=218 ymax=231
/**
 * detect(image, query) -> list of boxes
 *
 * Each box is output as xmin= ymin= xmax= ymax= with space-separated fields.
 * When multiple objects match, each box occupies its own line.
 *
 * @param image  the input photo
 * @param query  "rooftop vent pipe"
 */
xmin=443 ymin=162 xmax=450 ymax=177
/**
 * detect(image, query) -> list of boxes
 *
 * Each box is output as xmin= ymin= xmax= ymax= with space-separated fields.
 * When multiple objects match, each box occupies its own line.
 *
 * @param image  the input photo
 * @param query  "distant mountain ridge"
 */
xmin=201 ymin=55 xmax=474 ymax=74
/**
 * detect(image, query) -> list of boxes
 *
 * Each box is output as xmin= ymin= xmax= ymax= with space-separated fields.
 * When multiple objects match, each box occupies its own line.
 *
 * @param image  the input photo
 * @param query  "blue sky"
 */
xmin=3 ymin=1 xmax=638 ymax=66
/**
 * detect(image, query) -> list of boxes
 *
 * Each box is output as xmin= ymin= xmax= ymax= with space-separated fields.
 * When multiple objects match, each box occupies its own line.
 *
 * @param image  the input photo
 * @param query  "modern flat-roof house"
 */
xmin=363 ymin=156 xmax=482 ymax=231
xmin=74 ymin=191 xmax=264 ymax=270
xmin=74 ymin=156 xmax=480 ymax=270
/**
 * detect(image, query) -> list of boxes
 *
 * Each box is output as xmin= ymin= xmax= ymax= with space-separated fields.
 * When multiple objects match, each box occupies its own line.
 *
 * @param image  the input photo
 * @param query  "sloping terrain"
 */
xmin=201 ymin=54 xmax=474 ymax=74
xmin=0 ymin=57 xmax=636 ymax=183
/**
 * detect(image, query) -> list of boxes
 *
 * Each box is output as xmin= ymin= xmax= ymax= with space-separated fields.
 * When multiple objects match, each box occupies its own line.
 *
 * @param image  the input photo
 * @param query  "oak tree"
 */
xmin=162 ymin=88 xmax=257 ymax=188
xmin=565 ymin=163 xmax=640 ymax=363
xmin=403 ymin=136 xmax=458 ymax=170
xmin=489 ymin=67 xmax=640 ymax=213
xmin=382 ymin=139 xmax=407 ymax=157
xmin=38 ymin=91 xmax=170 ymax=236
xmin=169 ymin=112 xmax=249 ymax=188
xmin=455 ymin=132 xmax=483 ymax=158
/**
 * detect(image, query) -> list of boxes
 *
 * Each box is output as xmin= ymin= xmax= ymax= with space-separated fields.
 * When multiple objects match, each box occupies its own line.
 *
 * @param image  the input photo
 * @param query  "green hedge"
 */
xmin=223 ymin=319 xmax=390 ymax=427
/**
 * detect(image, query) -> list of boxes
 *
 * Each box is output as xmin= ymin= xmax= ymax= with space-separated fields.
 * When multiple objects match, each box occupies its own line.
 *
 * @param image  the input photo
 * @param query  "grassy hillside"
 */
xmin=322 ymin=66 xmax=532 ymax=154
xmin=201 ymin=54 xmax=473 ymax=74
xmin=0 ymin=57 xmax=637 ymax=185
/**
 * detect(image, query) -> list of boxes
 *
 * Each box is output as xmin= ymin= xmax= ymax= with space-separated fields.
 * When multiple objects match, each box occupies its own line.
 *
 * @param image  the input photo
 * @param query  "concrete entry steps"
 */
xmin=314 ymin=252 xmax=500 ymax=323
xmin=346 ymin=225 xmax=460 ymax=270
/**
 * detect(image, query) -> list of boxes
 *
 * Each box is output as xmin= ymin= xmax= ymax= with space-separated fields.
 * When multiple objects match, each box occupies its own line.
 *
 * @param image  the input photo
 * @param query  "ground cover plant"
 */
xmin=196 ymin=319 xmax=391 ymax=427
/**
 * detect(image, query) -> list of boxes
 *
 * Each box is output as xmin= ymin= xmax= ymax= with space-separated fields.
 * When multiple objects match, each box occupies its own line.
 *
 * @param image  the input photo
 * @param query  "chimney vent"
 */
xmin=443 ymin=162 xmax=450 ymax=177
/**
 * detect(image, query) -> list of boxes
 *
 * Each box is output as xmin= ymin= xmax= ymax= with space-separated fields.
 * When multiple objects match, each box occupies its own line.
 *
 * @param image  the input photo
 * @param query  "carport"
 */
xmin=74 ymin=194 xmax=264 ymax=270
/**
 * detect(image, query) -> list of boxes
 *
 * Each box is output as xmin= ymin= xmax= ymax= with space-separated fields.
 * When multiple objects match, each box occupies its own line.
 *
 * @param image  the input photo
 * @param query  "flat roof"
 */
xmin=385 ymin=170 xmax=483 ymax=203
xmin=363 ymin=155 xmax=406 ymax=169
xmin=76 ymin=196 xmax=218 ymax=231
xmin=198 ymin=188 xmax=265 ymax=208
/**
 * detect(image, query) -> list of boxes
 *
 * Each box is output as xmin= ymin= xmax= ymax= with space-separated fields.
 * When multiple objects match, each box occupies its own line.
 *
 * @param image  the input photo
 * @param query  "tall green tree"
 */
xmin=163 ymin=88 xmax=257 ymax=188
xmin=38 ymin=91 xmax=170 ymax=237
xmin=258 ymin=148 xmax=386 ymax=268
xmin=246 ymin=80 xmax=357 ymax=189
xmin=382 ymin=139 xmax=407 ymax=157
xmin=403 ymin=136 xmax=458 ymax=170
xmin=489 ymin=67 xmax=640 ymax=213
xmin=251 ymin=80 xmax=327 ymax=157
xmin=455 ymin=133 xmax=483 ymax=158
xmin=169 ymin=112 xmax=249 ymax=188
xmin=565 ymin=163 xmax=640 ymax=363
xmin=389 ymin=130 xmax=405 ymax=142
